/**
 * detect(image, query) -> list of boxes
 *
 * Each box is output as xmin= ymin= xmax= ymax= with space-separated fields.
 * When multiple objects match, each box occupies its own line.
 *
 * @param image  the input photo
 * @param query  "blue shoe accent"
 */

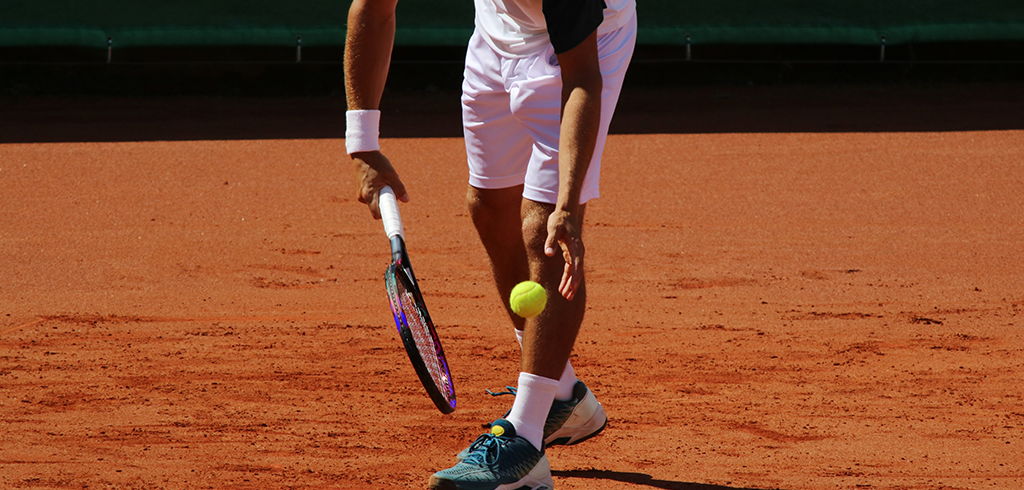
xmin=430 ymin=419 xmax=552 ymax=490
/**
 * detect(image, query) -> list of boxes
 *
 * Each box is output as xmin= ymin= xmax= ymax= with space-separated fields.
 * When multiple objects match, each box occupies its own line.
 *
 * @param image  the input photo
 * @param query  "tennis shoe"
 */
xmin=429 ymin=419 xmax=552 ymax=490
xmin=456 ymin=381 xmax=606 ymax=462
xmin=544 ymin=380 xmax=608 ymax=447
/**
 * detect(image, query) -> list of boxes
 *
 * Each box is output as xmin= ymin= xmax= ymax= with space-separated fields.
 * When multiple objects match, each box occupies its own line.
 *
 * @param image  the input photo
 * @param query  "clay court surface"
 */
xmin=2 ymin=82 xmax=1023 ymax=489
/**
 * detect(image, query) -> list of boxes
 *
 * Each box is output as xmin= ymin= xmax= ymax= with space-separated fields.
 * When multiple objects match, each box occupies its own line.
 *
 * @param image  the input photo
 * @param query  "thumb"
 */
xmin=544 ymin=229 xmax=559 ymax=257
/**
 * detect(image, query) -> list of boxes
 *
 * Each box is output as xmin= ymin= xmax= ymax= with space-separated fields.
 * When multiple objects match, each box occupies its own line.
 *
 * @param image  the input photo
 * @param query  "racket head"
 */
xmin=385 ymin=260 xmax=456 ymax=414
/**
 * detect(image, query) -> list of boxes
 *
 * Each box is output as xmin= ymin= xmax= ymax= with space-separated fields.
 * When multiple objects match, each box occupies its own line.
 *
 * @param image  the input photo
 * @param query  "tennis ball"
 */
xmin=510 ymin=281 xmax=547 ymax=318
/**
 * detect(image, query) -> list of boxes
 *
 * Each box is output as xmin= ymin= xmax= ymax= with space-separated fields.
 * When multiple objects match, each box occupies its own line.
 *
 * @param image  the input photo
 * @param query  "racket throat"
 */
xmin=390 ymin=235 xmax=417 ymax=283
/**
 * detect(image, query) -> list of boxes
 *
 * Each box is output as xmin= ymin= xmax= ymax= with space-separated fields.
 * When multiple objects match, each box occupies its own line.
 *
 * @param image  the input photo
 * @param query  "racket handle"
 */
xmin=379 ymin=186 xmax=405 ymax=239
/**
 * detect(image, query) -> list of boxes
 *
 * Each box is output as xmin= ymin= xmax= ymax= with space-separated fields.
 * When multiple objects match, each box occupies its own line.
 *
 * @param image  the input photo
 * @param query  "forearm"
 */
xmin=556 ymin=82 xmax=601 ymax=212
xmin=555 ymin=32 xmax=603 ymax=213
xmin=345 ymin=0 xmax=408 ymax=216
xmin=344 ymin=0 xmax=399 ymax=111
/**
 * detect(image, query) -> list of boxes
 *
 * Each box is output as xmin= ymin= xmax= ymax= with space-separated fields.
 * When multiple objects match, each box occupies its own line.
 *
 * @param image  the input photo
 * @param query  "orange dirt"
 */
xmin=2 ymin=83 xmax=1023 ymax=490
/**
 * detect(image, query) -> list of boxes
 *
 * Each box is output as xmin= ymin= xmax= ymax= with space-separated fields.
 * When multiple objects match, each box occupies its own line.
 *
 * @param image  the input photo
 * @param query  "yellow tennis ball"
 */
xmin=510 ymin=281 xmax=547 ymax=318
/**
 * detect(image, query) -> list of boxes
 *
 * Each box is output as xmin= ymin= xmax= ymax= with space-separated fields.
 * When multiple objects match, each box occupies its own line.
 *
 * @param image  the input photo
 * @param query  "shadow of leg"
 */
xmin=551 ymin=469 xmax=784 ymax=490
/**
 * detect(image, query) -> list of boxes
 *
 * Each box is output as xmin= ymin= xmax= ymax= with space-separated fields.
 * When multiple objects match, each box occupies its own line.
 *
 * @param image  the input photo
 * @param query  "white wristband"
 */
xmin=345 ymin=109 xmax=381 ymax=154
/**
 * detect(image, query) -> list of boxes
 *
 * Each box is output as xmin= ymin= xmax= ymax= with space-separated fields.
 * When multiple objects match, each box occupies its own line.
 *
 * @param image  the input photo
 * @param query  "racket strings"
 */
xmin=395 ymin=277 xmax=455 ymax=403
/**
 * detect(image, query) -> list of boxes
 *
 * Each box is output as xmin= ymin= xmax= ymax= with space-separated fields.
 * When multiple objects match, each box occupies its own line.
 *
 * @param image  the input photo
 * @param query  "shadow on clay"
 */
xmin=552 ymin=469 xmax=782 ymax=490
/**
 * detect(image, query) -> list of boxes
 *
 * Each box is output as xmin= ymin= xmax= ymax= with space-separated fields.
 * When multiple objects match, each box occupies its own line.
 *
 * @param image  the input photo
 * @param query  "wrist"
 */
xmin=345 ymin=110 xmax=381 ymax=154
xmin=556 ymin=191 xmax=582 ymax=213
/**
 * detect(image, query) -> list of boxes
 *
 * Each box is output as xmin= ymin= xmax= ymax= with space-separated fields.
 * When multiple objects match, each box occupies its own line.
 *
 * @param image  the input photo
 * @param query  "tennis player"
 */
xmin=346 ymin=0 xmax=636 ymax=488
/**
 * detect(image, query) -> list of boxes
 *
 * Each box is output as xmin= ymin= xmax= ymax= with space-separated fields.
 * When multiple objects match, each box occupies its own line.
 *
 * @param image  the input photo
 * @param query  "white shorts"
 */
xmin=461 ymin=13 xmax=637 ymax=205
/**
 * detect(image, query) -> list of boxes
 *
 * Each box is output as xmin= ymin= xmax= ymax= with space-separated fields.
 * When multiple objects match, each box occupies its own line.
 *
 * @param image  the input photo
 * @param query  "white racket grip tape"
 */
xmin=378 ymin=186 xmax=405 ymax=239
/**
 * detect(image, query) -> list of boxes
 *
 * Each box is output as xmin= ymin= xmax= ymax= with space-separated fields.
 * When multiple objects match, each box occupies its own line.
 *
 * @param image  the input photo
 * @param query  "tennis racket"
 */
xmin=378 ymin=186 xmax=456 ymax=414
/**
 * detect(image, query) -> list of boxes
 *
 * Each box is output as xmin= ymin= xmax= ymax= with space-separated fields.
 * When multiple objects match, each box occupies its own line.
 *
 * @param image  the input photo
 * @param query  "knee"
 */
xmin=466 ymin=186 xmax=489 ymax=222
xmin=520 ymin=201 xmax=552 ymax=251
xmin=467 ymin=185 xmax=522 ymax=238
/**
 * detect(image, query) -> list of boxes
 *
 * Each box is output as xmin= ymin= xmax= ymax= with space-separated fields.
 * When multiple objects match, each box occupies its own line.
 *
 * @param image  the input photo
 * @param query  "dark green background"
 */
xmin=2 ymin=0 xmax=1023 ymax=48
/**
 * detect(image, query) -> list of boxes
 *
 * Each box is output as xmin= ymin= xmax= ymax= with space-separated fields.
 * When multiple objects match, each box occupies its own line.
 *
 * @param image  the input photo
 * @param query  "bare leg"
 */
xmin=520 ymin=199 xmax=587 ymax=380
xmin=467 ymin=187 xmax=590 ymax=450
xmin=467 ymin=185 xmax=588 ymax=372
xmin=466 ymin=185 xmax=529 ymax=333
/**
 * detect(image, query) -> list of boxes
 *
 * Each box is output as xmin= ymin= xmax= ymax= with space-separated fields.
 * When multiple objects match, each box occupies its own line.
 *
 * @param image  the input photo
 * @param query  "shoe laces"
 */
xmin=462 ymin=432 xmax=507 ymax=466
xmin=485 ymin=386 xmax=517 ymax=397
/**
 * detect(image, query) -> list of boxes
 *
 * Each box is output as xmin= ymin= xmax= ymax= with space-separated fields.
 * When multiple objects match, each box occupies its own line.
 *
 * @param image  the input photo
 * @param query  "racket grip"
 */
xmin=378 ymin=186 xmax=405 ymax=239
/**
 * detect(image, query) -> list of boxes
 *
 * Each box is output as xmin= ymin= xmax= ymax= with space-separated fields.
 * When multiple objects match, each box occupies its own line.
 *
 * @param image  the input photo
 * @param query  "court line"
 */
xmin=2 ymin=315 xmax=375 ymax=338
xmin=1 ymin=317 xmax=45 ymax=336
xmin=37 ymin=314 xmax=361 ymax=325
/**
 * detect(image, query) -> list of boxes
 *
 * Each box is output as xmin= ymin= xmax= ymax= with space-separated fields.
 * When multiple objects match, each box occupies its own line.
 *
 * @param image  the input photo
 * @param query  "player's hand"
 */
xmin=351 ymin=150 xmax=409 ymax=219
xmin=544 ymin=209 xmax=584 ymax=301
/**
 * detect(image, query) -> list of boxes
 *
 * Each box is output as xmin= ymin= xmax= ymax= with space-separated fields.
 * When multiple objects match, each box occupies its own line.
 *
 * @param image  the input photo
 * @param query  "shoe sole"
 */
xmin=545 ymin=415 xmax=607 ymax=448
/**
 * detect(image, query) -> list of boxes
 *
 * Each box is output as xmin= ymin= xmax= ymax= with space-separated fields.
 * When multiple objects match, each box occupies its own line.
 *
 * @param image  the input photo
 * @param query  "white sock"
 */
xmin=556 ymin=361 xmax=577 ymax=401
xmin=505 ymin=372 xmax=559 ymax=451
xmin=515 ymin=329 xmax=577 ymax=402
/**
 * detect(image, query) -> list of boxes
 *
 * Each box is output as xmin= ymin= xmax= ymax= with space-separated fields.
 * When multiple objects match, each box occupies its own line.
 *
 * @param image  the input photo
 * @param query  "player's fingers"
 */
xmin=557 ymin=239 xmax=584 ymax=300
xmin=562 ymin=261 xmax=584 ymax=300
xmin=559 ymin=261 xmax=574 ymax=300
xmin=389 ymin=179 xmax=410 ymax=203
xmin=368 ymin=188 xmax=383 ymax=220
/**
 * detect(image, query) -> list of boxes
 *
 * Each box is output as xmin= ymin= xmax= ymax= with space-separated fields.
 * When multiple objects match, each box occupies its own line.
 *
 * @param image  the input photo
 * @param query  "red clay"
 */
xmin=2 ymin=86 xmax=1023 ymax=490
